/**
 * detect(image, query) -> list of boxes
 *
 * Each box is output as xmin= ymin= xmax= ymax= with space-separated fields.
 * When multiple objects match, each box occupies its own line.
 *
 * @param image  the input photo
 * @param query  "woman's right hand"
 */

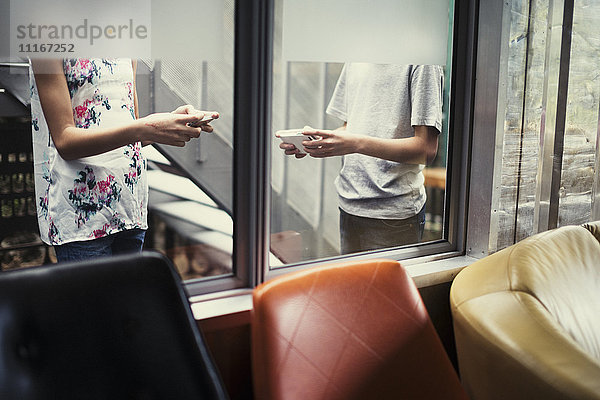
xmin=171 ymin=105 xmax=219 ymax=134
xmin=137 ymin=112 xmax=206 ymax=147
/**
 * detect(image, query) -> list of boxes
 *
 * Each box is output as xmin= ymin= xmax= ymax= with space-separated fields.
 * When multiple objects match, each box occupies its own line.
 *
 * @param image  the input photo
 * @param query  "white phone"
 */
xmin=276 ymin=129 xmax=321 ymax=154
xmin=188 ymin=114 xmax=216 ymax=128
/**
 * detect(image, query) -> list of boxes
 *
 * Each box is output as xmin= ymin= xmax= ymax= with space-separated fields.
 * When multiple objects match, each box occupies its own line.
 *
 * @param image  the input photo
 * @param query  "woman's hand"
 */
xmin=137 ymin=112 xmax=207 ymax=147
xmin=171 ymin=105 xmax=219 ymax=133
xmin=32 ymin=59 xmax=222 ymax=158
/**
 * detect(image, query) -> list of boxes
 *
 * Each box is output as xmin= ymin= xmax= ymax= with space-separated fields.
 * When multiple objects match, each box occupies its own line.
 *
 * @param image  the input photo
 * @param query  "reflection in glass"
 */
xmin=134 ymin=0 xmax=235 ymax=282
xmin=326 ymin=63 xmax=444 ymax=255
xmin=270 ymin=0 xmax=452 ymax=267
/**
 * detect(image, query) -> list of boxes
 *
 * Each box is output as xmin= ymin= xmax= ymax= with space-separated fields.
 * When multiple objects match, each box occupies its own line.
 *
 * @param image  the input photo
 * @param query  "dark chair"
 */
xmin=0 ymin=251 xmax=228 ymax=400
xmin=251 ymin=259 xmax=468 ymax=400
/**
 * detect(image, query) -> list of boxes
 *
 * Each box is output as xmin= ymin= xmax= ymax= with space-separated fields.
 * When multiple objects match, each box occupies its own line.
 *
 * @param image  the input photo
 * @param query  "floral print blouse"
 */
xmin=29 ymin=58 xmax=147 ymax=245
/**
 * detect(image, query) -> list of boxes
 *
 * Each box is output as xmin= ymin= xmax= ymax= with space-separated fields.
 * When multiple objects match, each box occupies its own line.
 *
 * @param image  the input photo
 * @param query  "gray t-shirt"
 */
xmin=326 ymin=63 xmax=444 ymax=219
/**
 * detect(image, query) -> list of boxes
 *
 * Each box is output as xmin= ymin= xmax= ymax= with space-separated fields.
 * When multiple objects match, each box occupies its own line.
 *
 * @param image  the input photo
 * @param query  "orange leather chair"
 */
xmin=251 ymin=259 xmax=468 ymax=400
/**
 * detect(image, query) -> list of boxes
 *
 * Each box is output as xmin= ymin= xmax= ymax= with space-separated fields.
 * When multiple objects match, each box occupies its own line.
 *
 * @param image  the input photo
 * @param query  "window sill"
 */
xmin=191 ymin=254 xmax=477 ymax=330
xmin=403 ymin=254 xmax=477 ymax=288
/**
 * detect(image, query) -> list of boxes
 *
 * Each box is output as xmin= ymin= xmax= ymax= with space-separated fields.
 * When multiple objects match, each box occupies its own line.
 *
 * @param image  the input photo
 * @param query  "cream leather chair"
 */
xmin=451 ymin=222 xmax=600 ymax=400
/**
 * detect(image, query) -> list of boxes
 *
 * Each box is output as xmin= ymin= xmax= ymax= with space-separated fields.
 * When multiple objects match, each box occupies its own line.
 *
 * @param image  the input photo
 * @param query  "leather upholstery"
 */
xmin=451 ymin=222 xmax=600 ymax=400
xmin=583 ymin=221 xmax=600 ymax=243
xmin=252 ymin=259 xmax=467 ymax=400
xmin=0 ymin=252 xmax=227 ymax=400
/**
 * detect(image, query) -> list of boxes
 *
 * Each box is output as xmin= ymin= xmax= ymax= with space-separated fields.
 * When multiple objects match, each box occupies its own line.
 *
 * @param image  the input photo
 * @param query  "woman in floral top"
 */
xmin=30 ymin=58 xmax=218 ymax=262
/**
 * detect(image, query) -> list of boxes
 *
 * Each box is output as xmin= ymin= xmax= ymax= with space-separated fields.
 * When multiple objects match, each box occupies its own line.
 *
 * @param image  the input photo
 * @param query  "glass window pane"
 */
xmin=558 ymin=0 xmax=600 ymax=226
xmin=140 ymin=0 xmax=235 ymax=282
xmin=492 ymin=0 xmax=600 ymax=252
xmin=493 ymin=0 xmax=548 ymax=250
xmin=270 ymin=0 xmax=453 ymax=267
xmin=9 ymin=0 xmax=234 ymax=283
xmin=281 ymin=0 xmax=450 ymax=65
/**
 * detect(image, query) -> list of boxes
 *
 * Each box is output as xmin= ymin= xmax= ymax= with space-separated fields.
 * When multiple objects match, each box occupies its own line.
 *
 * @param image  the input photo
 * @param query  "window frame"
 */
xmin=185 ymin=0 xmax=274 ymax=296
xmin=185 ymin=0 xmax=481 ymax=296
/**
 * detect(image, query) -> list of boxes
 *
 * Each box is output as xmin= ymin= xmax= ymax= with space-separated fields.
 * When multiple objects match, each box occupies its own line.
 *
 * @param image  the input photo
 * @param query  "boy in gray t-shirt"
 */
xmin=280 ymin=63 xmax=443 ymax=254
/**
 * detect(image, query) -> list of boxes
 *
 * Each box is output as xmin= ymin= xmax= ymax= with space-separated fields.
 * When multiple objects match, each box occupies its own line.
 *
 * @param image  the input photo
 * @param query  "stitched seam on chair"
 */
xmin=271 ymin=330 xmax=341 ymax=397
xmin=452 ymin=245 xmax=517 ymax=310
xmin=261 ymin=270 xmax=350 ymax=396
xmin=321 ymin=261 xmax=383 ymax=400
xmin=307 ymin=298 xmax=383 ymax=362
xmin=373 ymin=282 xmax=423 ymax=326
xmin=364 ymin=262 xmax=433 ymax=325
xmin=260 ymin=274 xmax=339 ymax=400
xmin=306 ymin=261 xmax=421 ymax=373
xmin=266 ymin=261 xmax=405 ymax=399
xmin=461 ymin=288 xmax=595 ymax=359
xmin=506 ymin=244 xmax=517 ymax=293
xmin=511 ymin=290 xmax=600 ymax=367
xmin=454 ymin=233 xmax=562 ymax=310
xmin=268 ymin=308 xmax=347 ymax=397
xmin=505 ymin=236 xmax=559 ymax=318
xmin=457 ymin=293 xmax=600 ymax=400
xmin=307 ymin=288 xmax=385 ymax=358
xmin=471 ymin=290 xmax=600 ymax=397
xmin=455 ymin=311 xmax=559 ymax=397
xmin=320 ymin=261 xmax=423 ymax=331
xmin=272 ymin=271 xmax=320 ymax=375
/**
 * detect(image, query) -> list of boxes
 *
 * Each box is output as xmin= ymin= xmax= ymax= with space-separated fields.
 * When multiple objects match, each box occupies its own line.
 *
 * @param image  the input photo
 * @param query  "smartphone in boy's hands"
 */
xmin=276 ymin=129 xmax=321 ymax=154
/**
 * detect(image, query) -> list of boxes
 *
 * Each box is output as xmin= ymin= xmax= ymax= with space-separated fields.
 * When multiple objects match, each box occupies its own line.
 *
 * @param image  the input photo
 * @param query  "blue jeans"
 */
xmin=54 ymin=229 xmax=146 ymax=263
xmin=339 ymin=206 xmax=426 ymax=254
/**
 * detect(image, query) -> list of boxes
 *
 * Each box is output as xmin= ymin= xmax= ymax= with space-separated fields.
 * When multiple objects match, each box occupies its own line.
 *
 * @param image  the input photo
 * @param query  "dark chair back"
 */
xmin=0 ymin=251 xmax=227 ymax=400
